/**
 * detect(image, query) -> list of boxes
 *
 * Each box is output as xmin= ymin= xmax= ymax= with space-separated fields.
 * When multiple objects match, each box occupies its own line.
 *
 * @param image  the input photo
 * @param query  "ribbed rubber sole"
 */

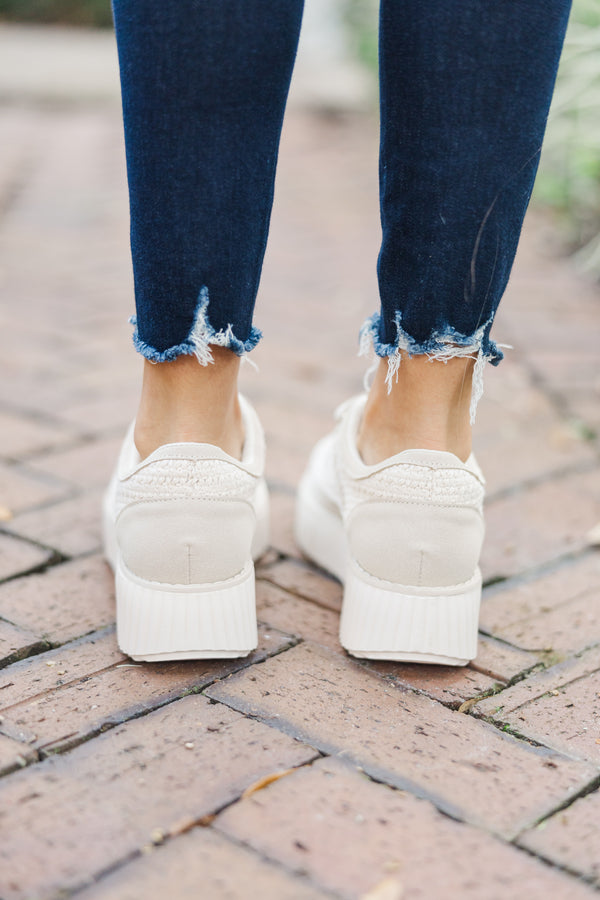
xmin=340 ymin=559 xmax=480 ymax=665
xmin=115 ymin=558 xmax=257 ymax=661
xmin=295 ymin=470 xmax=480 ymax=665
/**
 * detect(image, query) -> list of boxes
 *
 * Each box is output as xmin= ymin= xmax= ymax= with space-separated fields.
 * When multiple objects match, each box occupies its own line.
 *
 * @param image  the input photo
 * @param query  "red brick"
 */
xmin=519 ymin=789 xmax=600 ymax=887
xmin=6 ymin=489 xmax=103 ymax=558
xmin=365 ymin=657 xmax=499 ymax=708
xmin=1 ymin=625 xmax=292 ymax=755
xmin=206 ymin=641 xmax=596 ymax=838
xmin=0 ymin=460 xmax=68 ymax=515
xmin=217 ymin=757 xmax=596 ymax=900
xmin=470 ymin=633 xmax=538 ymax=682
xmin=480 ymin=554 xmax=600 ymax=655
xmin=266 ymin=488 xmax=299 ymax=559
xmin=0 ymin=626 xmax=125 ymax=709
xmin=474 ymin=358 xmax=595 ymax=496
xmin=0 ymin=734 xmax=36 ymax=777
xmin=258 ymin=583 xmax=504 ymax=706
xmin=257 ymin=579 xmax=340 ymax=651
xmin=0 ymin=532 xmax=53 ymax=582
xmin=0 ymin=619 xmax=44 ymax=668
xmin=476 ymin=645 xmax=600 ymax=720
xmin=28 ymin=434 xmax=123 ymax=490
xmin=498 ymin=668 xmax=600 ymax=764
xmin=482 ymin=469 xmax=600 ymax=582
xmin=0 ymin=555 xmax=115 ymax=643
xmin=0 ymin=411 xmax=76 ymax=461
xmin=77 ymin=828 xmax=328 ymax=900
xmin=0 ymin=694 xmax=316 ymax=900
xmin=261 ymin=558 xmax=342 ymax=612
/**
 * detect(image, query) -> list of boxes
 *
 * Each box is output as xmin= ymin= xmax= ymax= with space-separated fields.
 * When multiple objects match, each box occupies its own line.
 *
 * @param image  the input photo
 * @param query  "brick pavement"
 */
xmin=0 ymin=23 xmax=600 ymax=900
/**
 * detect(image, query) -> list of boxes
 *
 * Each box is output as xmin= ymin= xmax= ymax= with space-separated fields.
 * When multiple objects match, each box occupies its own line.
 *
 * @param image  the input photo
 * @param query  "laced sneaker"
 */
xmin=295 ymin=394 xmax=484 ymax=665
xmin=103 ymin=395 xmax=269 ymax=661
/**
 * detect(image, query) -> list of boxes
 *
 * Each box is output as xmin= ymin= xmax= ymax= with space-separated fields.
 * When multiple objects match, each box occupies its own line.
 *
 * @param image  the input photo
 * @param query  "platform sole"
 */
xmin=295 ymin=474 xmax=480 ymax=665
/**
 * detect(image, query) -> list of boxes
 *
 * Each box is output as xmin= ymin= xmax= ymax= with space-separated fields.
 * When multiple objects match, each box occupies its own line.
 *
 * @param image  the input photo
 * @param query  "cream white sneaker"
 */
xmin=295 ymin=394 xmax=484 ymax=665
xmin=103 ymin=395 xmax=269 ymax=661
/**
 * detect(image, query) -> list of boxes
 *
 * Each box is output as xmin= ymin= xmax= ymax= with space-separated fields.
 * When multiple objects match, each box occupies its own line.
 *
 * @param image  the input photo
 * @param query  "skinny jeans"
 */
xmin=111 ymin=1 xmax=571 ymax=379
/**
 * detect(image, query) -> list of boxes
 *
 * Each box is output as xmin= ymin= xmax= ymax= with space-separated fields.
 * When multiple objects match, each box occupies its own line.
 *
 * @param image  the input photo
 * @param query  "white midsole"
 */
xmin=295 ymin=466 xmax=480 ymax=665
xmin=115 ymin=557 xmax=257 ymax=661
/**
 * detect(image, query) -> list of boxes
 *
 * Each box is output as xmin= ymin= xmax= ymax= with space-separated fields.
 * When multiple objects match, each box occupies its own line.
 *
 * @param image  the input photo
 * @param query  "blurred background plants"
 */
xmin=534 ymin=0 xmax=600 ymax=277
xmin=0 ymin=0 xmax=111 ymax=27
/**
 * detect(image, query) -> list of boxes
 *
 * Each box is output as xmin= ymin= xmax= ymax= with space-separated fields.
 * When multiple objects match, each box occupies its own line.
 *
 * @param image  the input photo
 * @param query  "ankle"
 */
xmin=134 ymin=349 xmax=244 ymax=460
xmin=357 ymin=354 xmax=474 ymax=465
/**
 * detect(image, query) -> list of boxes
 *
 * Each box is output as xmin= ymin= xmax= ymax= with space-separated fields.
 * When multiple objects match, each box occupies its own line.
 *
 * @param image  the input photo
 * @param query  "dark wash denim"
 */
xmin=111 ymin=0 xmax=571 ymax=372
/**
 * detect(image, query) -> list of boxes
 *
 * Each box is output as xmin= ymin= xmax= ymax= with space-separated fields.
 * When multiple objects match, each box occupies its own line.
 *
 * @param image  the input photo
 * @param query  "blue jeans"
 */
xmin=112 ymin=1 xmax=571 ymax=386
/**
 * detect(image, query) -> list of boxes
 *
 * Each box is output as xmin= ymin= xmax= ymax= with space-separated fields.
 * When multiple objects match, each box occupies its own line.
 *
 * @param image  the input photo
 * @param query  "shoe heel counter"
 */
xmin=347 ymin=501 xmax=484 ymax=587
xmin=116 ymin=499 xmax=255 ymax=585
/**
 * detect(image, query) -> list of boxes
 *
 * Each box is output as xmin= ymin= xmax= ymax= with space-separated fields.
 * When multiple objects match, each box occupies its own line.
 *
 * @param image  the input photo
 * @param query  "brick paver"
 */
xmin=207 ymin=641 xmax=596 ymax=838
xmin=217 ymin=758 xmax=597 ymax=900
xmin=0 ymin=20 xmax=599 ymax=900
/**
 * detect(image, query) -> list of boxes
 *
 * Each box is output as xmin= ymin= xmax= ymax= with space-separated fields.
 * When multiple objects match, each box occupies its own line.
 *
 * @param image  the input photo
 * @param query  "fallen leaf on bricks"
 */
xmin=169 ymin=816 xmax=199 ymax=837
xmin=361 ymin=876 xmax=404 ymax=900
xmin=457 ymin=697 xmax=480 ymax=714
xmin=241 ymin=767 xmax=297 ymax=799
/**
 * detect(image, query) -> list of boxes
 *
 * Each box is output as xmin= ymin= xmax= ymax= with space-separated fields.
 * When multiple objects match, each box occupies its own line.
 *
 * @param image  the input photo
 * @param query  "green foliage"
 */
xmin=535 ymin=0 xmax=600 ymax=275
xmin=343 ymin=0 xmax=378 ymax=75
xmin=0 ymin=0 xmax=112 ymax=28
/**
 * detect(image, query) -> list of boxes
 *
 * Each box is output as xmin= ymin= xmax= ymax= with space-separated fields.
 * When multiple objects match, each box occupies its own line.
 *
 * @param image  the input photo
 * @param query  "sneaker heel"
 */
xmin=115 ymin=558 xmax=258 ymax=661
xmin=340 ymin=559 xmax=481 ymax=665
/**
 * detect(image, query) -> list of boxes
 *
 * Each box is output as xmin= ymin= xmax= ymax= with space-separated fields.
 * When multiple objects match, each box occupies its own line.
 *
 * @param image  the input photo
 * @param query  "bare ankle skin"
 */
xmin=133 ymin=348 xmax=244 ymax=460
xmin=357 ymin=354 xmax=474 ymax=465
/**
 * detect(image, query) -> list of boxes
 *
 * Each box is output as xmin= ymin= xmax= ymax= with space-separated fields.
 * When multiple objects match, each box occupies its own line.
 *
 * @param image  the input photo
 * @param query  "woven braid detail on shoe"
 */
xmin=115 ymin=458 xmax=257 ymax=518
xmin=337 ymin=460 xmax=484 ymax=520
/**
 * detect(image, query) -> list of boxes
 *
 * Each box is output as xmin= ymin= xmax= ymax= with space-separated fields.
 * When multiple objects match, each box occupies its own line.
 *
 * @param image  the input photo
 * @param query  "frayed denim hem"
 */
xmin=358 ymin=311 xmax=507 ymax=425
xmin=130 ymin=287 xmax=262 ymax=366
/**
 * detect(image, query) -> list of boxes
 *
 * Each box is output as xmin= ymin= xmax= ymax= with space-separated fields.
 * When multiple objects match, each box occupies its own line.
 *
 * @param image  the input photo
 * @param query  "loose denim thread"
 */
xmin=130 ymin=287 xmax=262 ymax=366
xmin=358 ymin=311 xmax=508 ymax=424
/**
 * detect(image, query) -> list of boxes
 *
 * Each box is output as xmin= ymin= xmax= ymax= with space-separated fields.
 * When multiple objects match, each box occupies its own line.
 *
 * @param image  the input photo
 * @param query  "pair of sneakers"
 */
xmin=103 ymin=394 xmax=485 ymax=665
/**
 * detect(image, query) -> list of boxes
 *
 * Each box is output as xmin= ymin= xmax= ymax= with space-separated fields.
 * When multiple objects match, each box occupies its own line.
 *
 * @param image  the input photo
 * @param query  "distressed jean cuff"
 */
xmin=130 ymin=287 xmax=262 ymax=365
xmin=359 ymin=311 xmax=505 ymax=424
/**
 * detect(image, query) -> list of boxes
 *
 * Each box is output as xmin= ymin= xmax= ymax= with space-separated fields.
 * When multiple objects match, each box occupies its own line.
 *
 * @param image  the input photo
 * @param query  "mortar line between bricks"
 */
xmin=512 ymin=343 xmax=600 ymax=444
xmin=0 ymin=633 xmax=302 ymax=772
xmin=0 ymin=396 xmax=86 ymax=430
xmin=0 ymin=659 xmax=130 ymax=718
xmin=478 ymin=598 xmax=596 ymax=643
xmin=485 ymin=456 xmax=600 ymax=505
xmin=218 ymin=765 xmax=600 ymax=897
xmin=8 ymin=455 xmax=84 ymax=491
xmin=480 ymin=658 xmax=600 ymax=720
xmin=355 ymin=761 xmax=600 ymax=888
xmin=0 ymin=482 xmax=81 ymax=521
xmin=0 ymin=638 xmax=52 ymax=674
xmin=1 ymin=433 xmax=104 ymax=467
xmin=204 ymin=688 xmax=600 ymax=880
xmin=0 ymin=541 xmax=66 ymax=586
xmin=257 ymin=572 xmax=341 ymax=613
xmin=62 ymin=756 xmax=336 ymax=900
xmin=513 ymin=836 xmax=600 ymax=893
xmin=209 ymin=820 xmax=344 ymax=900
xmin=204 ymin=655 xmax=600 ymax=833
xmin=481 ymin=545 xmax=600 ymax=596
xmin=0 ymin=624 xmax=118 ymax=701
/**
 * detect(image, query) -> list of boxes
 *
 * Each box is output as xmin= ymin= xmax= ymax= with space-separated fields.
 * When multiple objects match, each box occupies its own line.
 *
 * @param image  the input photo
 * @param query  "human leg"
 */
xmin=106 ymin=1 xmax=303 ymax=659
xmin=297 ymin=1 xmax=571 ymax=664
xmin=111 ymin=0 xmax=304 ymax=456
xmin=360 ymin=0 xmax=572 ymax=461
